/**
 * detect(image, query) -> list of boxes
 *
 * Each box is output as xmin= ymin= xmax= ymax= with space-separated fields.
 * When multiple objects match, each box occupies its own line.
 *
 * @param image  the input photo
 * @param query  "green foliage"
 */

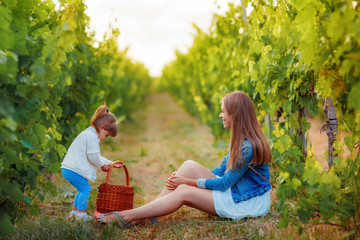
xmin=161 ymin=0 xmax=360 ymax=235
xmin=0 ymin=0 xmax=151 ymax=236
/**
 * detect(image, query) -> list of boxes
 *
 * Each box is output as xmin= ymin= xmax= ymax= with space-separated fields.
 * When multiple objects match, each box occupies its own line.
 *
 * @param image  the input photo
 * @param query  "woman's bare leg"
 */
xmin=158 ymin=160 xmax=216 ymax=198
xmin=94 ymin=184 xmax=216 ymax=225
xmin=130 ymin=160 xmax=216 ymax=225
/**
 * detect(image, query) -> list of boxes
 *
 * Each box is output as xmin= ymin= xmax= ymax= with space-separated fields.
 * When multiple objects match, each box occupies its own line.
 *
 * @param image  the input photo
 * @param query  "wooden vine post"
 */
xmin=298 ymin=105 xmax=307 ymax=161
xmin=321 ymin=97 xmax=339 ymax=168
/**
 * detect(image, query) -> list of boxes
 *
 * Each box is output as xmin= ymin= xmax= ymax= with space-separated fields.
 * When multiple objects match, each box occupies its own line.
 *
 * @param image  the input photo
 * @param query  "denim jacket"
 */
xmin=197 ymin=139 xmax=271 ymax=203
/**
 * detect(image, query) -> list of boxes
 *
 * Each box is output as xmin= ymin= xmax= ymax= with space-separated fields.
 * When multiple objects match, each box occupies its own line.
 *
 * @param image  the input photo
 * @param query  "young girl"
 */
xmin=61 ymin=105 xmax=118 ymax=221
xmin=94 ymin=91 xmax=272 ymax=226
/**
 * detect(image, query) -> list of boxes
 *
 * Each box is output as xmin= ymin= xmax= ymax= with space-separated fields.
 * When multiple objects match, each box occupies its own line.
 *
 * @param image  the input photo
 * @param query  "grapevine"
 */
xmin=0 ymin=0 xmax=151 ymax=235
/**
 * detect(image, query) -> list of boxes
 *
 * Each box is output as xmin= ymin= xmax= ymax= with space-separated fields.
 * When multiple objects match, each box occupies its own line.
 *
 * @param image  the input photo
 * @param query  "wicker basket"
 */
xmin=96 ymin=162 xmax=134 ymax=213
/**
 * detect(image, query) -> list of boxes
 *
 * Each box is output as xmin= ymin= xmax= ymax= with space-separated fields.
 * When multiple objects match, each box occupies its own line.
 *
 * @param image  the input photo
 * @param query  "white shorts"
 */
xmin=212 ymin=188 xmax=270 ymax=220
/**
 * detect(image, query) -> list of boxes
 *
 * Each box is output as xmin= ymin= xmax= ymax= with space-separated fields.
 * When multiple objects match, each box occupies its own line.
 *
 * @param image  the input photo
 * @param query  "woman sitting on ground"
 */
xmin=95 ymin=91 xmax=272 ymax=226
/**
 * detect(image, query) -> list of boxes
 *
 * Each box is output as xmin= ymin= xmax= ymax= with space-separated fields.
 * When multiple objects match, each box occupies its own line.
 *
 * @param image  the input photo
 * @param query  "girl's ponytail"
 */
xmin=90 ymin=105 xmax=117 ymax=137
xmin=91 ymin=105 xmax=108 ymax=126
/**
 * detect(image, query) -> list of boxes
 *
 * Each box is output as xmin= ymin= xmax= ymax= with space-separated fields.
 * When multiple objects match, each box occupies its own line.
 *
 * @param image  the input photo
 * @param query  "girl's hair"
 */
xmin=90 ymin=105 xmax=117 ymax=137
xmin=223 ymin=91 xmax=272 ymax=170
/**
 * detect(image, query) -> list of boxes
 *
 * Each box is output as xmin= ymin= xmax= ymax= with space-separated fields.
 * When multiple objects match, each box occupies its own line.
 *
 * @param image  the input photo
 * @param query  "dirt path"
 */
xmin=100 ymin=93 xmax=222 ymax=206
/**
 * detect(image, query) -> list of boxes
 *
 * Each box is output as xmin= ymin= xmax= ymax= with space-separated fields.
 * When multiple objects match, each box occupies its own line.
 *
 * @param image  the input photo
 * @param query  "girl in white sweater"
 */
xmin=61 ymin=105 xmax=117 ymax=221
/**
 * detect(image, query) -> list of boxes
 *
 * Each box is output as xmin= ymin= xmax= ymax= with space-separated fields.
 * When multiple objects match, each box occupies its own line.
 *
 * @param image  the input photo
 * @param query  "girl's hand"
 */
xmin=112 ymin=161 xmax=124 ymax=168
xmin=101 ymin=164 xmax=110 ymax=172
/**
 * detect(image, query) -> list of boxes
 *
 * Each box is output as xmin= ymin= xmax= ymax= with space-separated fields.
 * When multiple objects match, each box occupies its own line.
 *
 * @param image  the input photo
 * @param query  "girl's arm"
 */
xmin=100 ymin=156 xmax=114 ymax=172
xmin=100 ymin=156 xmax=112 ymax=165
xmin=87 ymin=153 xmax=107 ymax=168
xmin=86 ymin=134 xmax=110 ymax=168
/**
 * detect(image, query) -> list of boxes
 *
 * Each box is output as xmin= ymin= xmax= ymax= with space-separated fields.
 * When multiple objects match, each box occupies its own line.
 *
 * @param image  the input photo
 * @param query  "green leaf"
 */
xmin=0 ymin=145 xmax=19 ymax=166
xmin=42 ymin=151 xmax=58 ymax=167
xmin=22 ymin=133 xmax=38 ymax=150
xmin=339 ymin=199 xmax=355 ymax=218
xmin=48 ymin=162 xmax=61 ymax=173
xmin=25 ymin=196 xmax=32 ymax=204
xmin=34 ymin=123 xmax=47 ymax=141
xmin=297 ymin=208 xmax=310 ymax=224
xmin=275 ymin=134 xmax=292 ymax=154
xmin=0 ymin=50 xmax=18 ymax=84
xmin=283 ymin=100 xmax=292 ymax=114
xmin=0 ymin=214 xmax=14 ymax=236
xmin=3 ymin=0 xmax=17 ymax=8
xmin=281 ymin=54 xmax=294 ymax=68
xmin=319 ymin=197 xmax=337 ymax=219
xmin=21 ymin=140 xmax=33 ymax=149
xmin=312 ymin=50 xmax=330 ymax=71
xmin=0 ymin=7 xmax=14 ymax=50
xmin=55 ymin=144 xmax=67 ymax=158
xmin=0 ymin=180 xmax=24 ymax=202
xmin=348 ymin=82 xmax=360 ymax=110
xmin=303 ymin=157 xmax=321 ymax=186
xmin=30 ymin=204 xmax=40 ymax=216
xmin=278 ymin=214 xmax=289 ymax=229
xmin=30 ymin=64 xmax=46 ymax=77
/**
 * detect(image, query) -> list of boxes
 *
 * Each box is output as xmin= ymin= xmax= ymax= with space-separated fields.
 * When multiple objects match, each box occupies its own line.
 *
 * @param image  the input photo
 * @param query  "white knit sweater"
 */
xmin=61 ymin=127 xmax=112 ymax=182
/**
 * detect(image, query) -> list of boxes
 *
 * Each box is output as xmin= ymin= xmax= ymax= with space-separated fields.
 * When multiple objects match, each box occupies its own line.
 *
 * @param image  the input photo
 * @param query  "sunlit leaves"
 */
xmin=348 ymin=82 xmax=360 ymax=109
xmin=0 ymin=50 xmax=18 ymax=84
xmin=303 ymin=157 xmax=322 ymax=186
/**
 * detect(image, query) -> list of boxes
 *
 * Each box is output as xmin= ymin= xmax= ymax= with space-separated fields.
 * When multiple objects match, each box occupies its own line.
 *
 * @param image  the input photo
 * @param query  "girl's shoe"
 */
xmin=68 ymin=210 xmax=77 ymax=218
xmin=75 ymin=212 xmax=92 ymax=222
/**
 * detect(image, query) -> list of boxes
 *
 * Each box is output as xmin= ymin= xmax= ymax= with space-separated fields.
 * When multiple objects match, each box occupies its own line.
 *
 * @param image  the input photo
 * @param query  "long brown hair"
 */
xmin=223 ymin=91 xmax=272 ymax=170
xmin=90 ymin=105 xmax=118 ymax=137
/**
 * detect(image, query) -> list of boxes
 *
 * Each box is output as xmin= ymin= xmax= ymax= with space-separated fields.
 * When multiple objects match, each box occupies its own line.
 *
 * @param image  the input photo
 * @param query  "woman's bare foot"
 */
xmin=94 ymin=211 xmax=130 ymax=227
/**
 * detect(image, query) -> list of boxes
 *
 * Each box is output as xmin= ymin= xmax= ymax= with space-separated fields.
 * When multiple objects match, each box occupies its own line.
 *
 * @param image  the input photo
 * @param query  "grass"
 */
xmin=7 ymin=93 xmax=349 ymax=239
xmin=9 ymin=208 xmax=346 ymax=239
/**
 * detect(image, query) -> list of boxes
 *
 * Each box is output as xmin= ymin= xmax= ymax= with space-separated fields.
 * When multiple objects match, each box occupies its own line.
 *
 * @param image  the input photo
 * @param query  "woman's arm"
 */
xmin=210 ymin=150 xmax=229 ymax=177
xmin=166 ymin=149 xmax=233 ymax=190
xmin=198 ymin=143 xmax=253 ymax=191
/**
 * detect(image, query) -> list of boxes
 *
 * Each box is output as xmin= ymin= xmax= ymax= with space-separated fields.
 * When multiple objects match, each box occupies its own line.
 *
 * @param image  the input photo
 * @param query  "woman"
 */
xmin=94 ymin=91 xmax=272 ymax=226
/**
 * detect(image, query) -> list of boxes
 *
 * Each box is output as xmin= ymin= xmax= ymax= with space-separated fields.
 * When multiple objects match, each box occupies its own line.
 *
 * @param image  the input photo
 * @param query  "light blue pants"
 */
xmin=61 ymin=168 xmax=91 ymax=211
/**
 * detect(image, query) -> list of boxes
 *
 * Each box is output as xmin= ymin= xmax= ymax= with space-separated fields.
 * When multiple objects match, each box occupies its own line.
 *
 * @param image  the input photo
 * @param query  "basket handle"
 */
xmin=105 ymin=161 xmax=130 ymax=186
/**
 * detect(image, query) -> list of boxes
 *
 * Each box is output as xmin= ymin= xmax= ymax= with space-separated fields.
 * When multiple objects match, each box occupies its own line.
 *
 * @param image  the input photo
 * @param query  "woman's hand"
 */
xmin=166 ymin=174 xmax=189 ymax=190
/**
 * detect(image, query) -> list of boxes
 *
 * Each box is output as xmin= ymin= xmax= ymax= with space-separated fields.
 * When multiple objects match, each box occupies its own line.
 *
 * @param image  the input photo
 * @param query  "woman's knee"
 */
xmin=182 ymin=160 xmax=197 ymax=167
xmin=178 ymin=160 xmax=199 ymax=173
xmin=173 ymin=184 xmax=194 ymax=201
